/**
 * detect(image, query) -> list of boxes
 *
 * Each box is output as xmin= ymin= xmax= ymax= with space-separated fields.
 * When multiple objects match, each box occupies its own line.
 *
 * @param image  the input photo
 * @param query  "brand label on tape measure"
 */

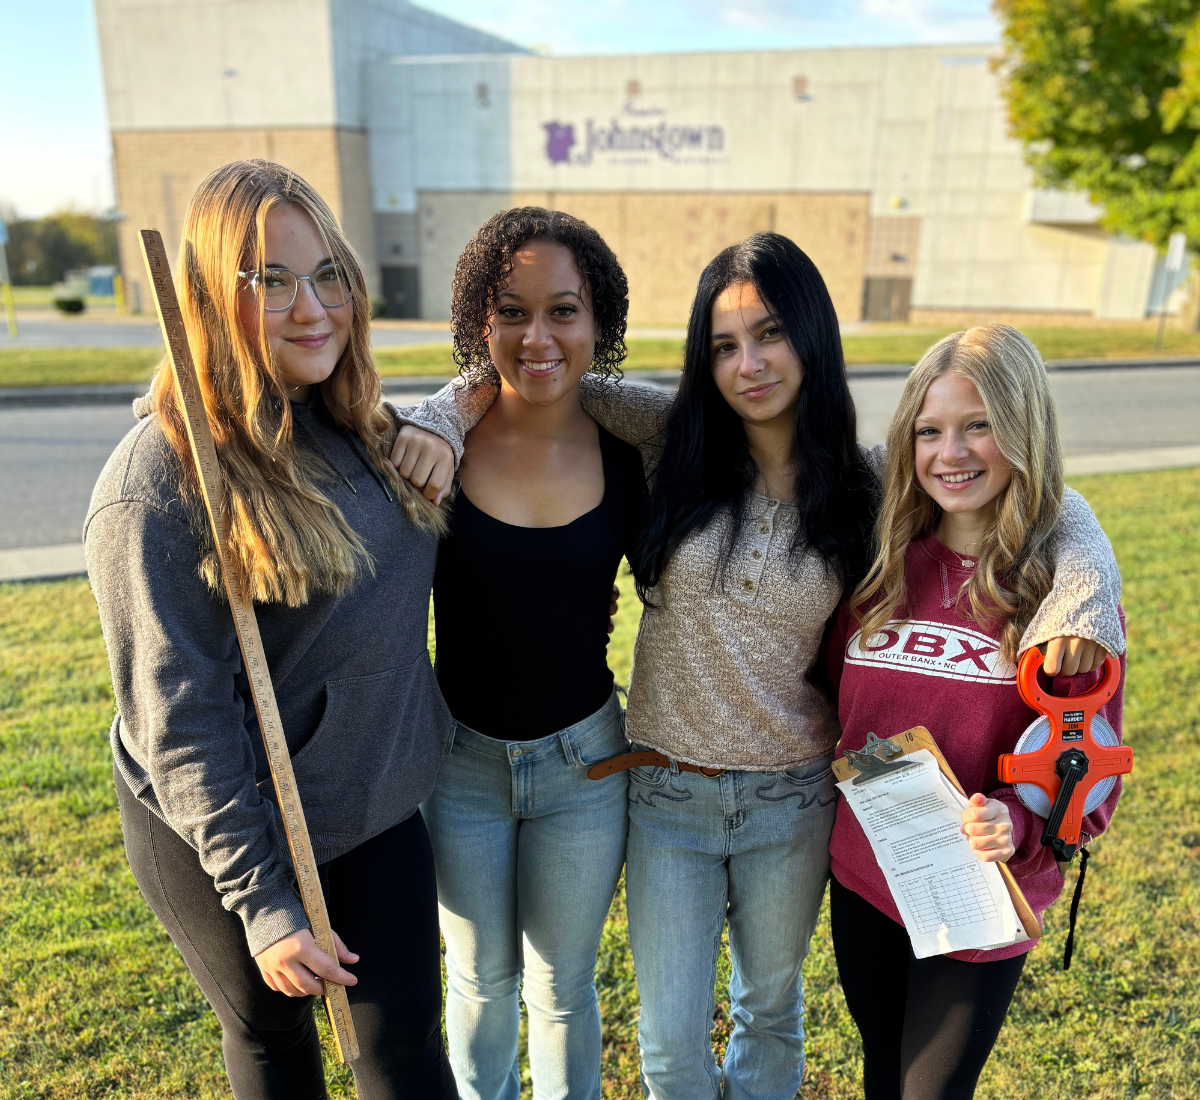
xmin=1064 ymin=710 xmax=1084 ymax=724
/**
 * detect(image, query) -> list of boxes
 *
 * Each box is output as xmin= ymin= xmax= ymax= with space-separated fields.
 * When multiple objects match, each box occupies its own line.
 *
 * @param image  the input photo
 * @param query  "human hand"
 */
xmin=1042 ymin=636 xmax=1109 ymax=676
xmin=391 ymin=426 xmax=454 ymax=505
xmin=254 ymin=927 xmax=359 ymax=997
xmin=609 ymin=584 xmax=619 ymax=634
xmin=960 ymin=794 xmax=1015 ymax=863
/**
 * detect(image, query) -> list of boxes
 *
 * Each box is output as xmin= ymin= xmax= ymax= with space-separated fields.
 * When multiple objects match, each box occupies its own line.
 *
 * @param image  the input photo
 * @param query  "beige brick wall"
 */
xmin=112 ymin=126 xmax=379 ymax=313
xmin=416 ymin=190 xmax=869 ymax=325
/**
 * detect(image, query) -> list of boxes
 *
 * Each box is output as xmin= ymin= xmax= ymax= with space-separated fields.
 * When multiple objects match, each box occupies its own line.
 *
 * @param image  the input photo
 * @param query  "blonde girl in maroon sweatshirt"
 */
xmin=823 ymin=324 xmax=1125 ymax=1100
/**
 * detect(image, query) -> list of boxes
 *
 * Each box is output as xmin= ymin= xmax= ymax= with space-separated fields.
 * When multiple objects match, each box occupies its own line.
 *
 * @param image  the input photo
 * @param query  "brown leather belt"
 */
xmin=586 ymin=750 xmax=725 ymax=781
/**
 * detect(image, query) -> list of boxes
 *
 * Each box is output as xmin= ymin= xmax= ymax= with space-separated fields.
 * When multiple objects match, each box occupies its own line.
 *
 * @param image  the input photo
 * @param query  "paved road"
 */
xmin=2 ymin=367 xmax=1198 ymax=551
xmin=4 ymin=318 xmax=453 ymax=349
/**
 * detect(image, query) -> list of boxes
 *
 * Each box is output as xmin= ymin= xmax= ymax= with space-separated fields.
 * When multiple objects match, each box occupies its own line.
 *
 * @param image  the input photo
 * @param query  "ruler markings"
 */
xmin=139 ymin=230 xmax=359 ymax=1064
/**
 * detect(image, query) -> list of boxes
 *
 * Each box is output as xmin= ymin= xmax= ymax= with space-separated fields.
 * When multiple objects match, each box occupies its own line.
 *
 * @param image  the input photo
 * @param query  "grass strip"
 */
xmin=9 ymin=324 xmax=1200 ymax=389
xmin=1 ymin=468 xmax=1197 ymax=1096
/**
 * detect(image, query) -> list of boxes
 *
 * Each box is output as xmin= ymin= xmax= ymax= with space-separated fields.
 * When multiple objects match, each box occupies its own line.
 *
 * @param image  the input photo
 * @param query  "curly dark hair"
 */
xmin=450 ymin=207 xmax=629 ymax=379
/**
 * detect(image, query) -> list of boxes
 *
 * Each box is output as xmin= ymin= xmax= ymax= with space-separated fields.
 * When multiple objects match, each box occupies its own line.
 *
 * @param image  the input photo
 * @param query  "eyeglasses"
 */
xmin=237 ymin=263 xmax=350 ymax=311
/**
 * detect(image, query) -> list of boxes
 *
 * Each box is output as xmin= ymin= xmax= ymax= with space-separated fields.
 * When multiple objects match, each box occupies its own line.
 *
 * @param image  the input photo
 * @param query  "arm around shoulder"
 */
xmin=1020 ymin=488 xmax=1125 ymax=658
xmin=579 ymin=373 xmax=673 ymax=474
xmin=389 ymin=368 xmax=499 ymax=466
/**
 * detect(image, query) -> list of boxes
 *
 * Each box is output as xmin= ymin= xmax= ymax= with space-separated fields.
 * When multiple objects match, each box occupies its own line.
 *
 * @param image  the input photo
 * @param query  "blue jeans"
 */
xmin=625 ymin=750 xmax=837 ymax=1100
xmin=421 ymin=692 xmax=629 ymax=1100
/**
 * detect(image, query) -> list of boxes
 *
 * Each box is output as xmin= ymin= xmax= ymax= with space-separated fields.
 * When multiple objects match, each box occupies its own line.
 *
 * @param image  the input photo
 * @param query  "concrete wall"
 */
xmin=95 ymin=0 xmax=519 ymax=130
xmin=416 ymin=190 xmax=868 ymax=325
xmin=376 ymin=46 xmax=1160 ymax=324
xmin=95 ymin=0 xmax=520 ymax=304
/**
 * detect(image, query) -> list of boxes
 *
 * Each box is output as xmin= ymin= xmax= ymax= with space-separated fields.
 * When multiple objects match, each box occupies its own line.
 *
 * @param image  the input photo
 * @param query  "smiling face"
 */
xmin=485 ymin=239 xmax=597 ymax=405
xmin=914 ymin=371 xmax=1013 ymax=520
xmin=236 ymin=203 xmax=352 ymax=399
xmin=709 ymin=280 xmax=803 ymax=428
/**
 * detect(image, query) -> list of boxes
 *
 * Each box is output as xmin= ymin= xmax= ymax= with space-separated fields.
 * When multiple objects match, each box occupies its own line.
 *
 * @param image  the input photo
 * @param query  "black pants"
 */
xmin=830 ymin=874 xmax=1026 ymax=1100
xmin=116 ymin=766 xmax=456 ymax=1100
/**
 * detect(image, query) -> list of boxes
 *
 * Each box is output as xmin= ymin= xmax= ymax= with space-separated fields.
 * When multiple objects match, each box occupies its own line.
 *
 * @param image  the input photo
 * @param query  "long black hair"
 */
xmin=632 ymin=232 xmax=877 ymax=601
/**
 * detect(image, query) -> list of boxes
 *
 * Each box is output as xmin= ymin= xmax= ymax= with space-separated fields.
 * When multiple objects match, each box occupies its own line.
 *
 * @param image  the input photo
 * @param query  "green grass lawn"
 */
xmin=0 ymin=468 xmax=1197 ymax=1098
xmin=7 ymin=323 xmax=1200 ymax=388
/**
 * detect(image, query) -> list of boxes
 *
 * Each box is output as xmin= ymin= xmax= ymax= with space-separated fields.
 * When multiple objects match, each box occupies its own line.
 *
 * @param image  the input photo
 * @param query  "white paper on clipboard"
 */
xmin=837 ymin=750 xmax=1028 ymax=958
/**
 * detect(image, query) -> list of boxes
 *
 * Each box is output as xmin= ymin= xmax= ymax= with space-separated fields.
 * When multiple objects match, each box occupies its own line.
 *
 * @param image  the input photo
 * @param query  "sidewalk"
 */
xmin=4 ymin=444 xmax=1197 ymax=585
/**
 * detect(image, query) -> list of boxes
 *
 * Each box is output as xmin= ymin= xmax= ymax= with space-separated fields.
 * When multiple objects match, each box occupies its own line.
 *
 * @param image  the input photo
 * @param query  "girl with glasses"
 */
xmin=86 ymin=159 xmax=457 ymax=1100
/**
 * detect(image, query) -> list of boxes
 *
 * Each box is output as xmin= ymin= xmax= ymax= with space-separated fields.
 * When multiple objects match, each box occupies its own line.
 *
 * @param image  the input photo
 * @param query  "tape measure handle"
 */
xmin=1017 ymin=648 xmax=1120 ymax=715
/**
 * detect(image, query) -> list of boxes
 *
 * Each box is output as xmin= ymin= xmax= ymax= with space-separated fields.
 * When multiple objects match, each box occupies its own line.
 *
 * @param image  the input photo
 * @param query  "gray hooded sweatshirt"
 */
xmin=84 ymin=394 xmax=451 ymax=956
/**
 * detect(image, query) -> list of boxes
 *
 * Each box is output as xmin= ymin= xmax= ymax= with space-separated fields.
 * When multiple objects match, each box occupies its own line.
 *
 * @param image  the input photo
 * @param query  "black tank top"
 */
xmin=433 ymin=426 xmax=647 ymax=741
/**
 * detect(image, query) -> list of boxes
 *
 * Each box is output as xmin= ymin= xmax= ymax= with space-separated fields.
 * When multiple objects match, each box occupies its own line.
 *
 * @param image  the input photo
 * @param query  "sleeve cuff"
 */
xmin=234 ymin=882 xmax=312 ymax=958
xmin=388 ymin=403 xmax=464 ymax=465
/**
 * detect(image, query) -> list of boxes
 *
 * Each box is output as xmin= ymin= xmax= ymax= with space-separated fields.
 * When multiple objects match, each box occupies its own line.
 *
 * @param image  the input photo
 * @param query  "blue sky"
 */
xmin=0 ymin=0 xmax=999 ymax=218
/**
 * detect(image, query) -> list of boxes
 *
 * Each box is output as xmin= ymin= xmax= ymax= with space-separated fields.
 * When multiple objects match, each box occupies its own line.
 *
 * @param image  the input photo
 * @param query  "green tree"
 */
xmin=3 ymin=210 xmax=119 ymax=285
xmin=995 ymin=0 xmax=1200 ymax=248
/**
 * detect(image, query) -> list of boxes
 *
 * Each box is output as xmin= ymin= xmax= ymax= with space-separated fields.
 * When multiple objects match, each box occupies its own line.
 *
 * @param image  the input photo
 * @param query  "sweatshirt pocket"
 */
xmin=290 ymin=656 xmax=450 ymax=849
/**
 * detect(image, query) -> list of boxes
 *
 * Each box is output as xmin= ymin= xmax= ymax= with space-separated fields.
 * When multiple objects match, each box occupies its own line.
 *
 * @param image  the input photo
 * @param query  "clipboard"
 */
xmin=833 ymin=726 xmax=1043 ymax=941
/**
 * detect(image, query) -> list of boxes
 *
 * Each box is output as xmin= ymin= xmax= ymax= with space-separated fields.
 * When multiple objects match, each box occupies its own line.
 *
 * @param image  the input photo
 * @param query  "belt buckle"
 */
xmin=697 ymin=767 xmax=725 ymax=778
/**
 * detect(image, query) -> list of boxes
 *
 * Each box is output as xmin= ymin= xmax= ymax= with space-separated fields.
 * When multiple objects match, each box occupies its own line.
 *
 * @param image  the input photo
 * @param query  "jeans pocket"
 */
xmin=755 ymin=754 xmax=836 ymax=807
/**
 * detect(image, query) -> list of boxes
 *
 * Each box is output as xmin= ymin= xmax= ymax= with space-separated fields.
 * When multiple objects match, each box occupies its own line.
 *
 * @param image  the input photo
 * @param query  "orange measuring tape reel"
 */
xmin=997 ymin=649 xmax=1132 ymax=862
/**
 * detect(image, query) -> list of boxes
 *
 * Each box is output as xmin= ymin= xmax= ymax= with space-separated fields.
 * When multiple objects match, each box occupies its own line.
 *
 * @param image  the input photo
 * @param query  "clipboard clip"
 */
xmin=844 ymin=732 xmax=922 ymax=786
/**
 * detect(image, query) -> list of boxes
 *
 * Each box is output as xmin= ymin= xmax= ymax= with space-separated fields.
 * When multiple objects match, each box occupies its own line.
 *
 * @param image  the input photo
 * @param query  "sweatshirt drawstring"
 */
xmin=344 ymin=433 xmax=395 ymax=502
xmin=292 ymin=416 xmax=357 ymax=494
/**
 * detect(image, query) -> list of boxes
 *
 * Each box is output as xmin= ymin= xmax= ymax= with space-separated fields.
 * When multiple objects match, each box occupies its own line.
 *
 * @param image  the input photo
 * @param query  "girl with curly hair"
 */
xmin=399 ymin=233 xmax=1122 ymax=1100
xmin=393 ymin=207 xmax=648 ymax=1100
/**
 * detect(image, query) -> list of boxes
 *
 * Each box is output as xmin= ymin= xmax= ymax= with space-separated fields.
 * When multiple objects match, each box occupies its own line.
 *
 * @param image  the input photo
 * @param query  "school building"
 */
xmin=96 ymin=0 xmax=1180 ymax=327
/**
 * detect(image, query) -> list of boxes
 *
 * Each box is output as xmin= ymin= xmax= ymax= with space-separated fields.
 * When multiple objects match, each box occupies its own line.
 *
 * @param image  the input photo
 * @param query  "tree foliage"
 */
xmin=995 ymin=0 xmax=1200 ymax=249
xmin=0 ymin=210 xmax=119 ymax=286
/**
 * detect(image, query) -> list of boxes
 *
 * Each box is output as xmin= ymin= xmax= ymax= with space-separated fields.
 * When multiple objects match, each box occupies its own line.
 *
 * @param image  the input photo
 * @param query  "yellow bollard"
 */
xmin=114 ymin=273 xmax=126 ymax=316
xmin=1 ymin=280 xmax=16 ymax=339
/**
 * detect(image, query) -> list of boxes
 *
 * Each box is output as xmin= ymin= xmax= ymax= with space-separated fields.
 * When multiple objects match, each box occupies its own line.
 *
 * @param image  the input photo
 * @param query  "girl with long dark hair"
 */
xmin=398 ymin=232 xmax=1122 ymax=1100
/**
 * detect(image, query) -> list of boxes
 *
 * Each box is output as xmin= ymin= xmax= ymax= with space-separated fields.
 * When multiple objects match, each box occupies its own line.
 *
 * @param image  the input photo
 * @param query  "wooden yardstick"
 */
xmin=139 ymin=230 xmax=359 ymax=1063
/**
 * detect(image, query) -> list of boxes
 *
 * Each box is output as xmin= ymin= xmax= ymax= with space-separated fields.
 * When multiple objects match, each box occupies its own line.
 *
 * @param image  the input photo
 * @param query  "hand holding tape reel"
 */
xmin=836 ymin=647 xmax=1131 ymax=966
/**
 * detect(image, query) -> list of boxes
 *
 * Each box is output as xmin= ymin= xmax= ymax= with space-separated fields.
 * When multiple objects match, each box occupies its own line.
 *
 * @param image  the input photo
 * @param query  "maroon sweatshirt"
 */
xmin=824 ymin=531 xmax=1125 ymax=962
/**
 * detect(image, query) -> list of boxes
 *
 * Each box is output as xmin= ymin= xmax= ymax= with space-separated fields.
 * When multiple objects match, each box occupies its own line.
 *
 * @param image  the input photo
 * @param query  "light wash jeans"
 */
xmin=421 ymin=692 xmax=629 ymax=1100
xmin=625 ymin=749 xmax=837 ymax=1100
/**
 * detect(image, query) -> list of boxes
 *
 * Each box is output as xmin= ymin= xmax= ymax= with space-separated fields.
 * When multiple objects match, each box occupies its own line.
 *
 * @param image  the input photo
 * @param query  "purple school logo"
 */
xmin=544 ymin=122 xmax=576 ymax=164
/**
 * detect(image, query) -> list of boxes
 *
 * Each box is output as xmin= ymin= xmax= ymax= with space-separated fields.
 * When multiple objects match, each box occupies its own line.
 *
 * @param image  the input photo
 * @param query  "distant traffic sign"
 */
xmin=0 ymin=220 xmax=8 ymax=246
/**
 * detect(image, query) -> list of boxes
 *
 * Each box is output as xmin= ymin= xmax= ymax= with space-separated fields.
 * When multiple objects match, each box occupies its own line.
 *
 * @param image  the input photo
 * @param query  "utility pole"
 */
xmin=0 ymin=219 xmax=17 ymax=339
xmin=1156 ymin=231 xmax=1187 ymax=353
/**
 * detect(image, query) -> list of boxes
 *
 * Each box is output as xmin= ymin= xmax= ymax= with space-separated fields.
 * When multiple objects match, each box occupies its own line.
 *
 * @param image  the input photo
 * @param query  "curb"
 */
xmin=3 ymin=356 xmax=1199 ymax=409
xmin=0 ymin=376 xmax=459 ymax=410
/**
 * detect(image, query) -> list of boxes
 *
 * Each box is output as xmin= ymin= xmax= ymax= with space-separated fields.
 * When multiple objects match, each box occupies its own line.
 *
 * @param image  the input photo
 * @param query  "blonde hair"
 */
xmin=150 ymin=159 xmax=443 ymax=607
xmin=853 ymin=325 xmax=1063 ymax=661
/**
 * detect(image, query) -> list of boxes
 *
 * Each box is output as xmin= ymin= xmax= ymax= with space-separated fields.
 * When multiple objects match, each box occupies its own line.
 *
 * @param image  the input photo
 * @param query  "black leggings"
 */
xmin=116 ymin=766 xmax=456 ymax=1100
xmin=830 ymin=875 xmax=1026 ymax=1100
